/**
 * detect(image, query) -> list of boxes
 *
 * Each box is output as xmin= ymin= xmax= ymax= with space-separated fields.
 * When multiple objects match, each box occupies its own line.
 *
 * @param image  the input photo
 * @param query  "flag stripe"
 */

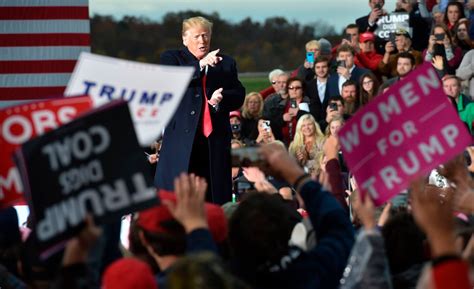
xmin=0 ymin=60 xmax=77 ymax=73
xmin=0 ymin=46 xmax=90 ymax=61
xmin=0 ymin=87 xmax=65 ymax=100
xmin=0 ymin=1 xmax=90 ymax=101
xmin=0 ymin=0 xmax=88 ymax=7
xmin=0 ymin=34 xmax=90 ymax=47
xmin=0 ymin=73 xmax=71 ymax=87
xmin=0 ymin=20 xmax=90 ymax=34
xmin=0 ymin=7 xmax=89 ymax=20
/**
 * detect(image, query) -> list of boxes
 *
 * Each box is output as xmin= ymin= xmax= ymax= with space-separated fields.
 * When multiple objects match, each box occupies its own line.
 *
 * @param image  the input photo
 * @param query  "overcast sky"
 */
xmin=89 ymin=0 xmax=397 ymax=32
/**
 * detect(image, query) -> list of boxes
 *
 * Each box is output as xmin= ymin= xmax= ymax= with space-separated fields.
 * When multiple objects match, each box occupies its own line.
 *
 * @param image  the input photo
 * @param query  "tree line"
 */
xmin=90 ymin=11 xmax=339 ymax=72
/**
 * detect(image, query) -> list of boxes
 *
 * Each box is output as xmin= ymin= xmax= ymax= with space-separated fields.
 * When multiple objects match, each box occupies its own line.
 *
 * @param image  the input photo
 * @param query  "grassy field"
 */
xmin=239 ymin=74 xmax=269 ymax=94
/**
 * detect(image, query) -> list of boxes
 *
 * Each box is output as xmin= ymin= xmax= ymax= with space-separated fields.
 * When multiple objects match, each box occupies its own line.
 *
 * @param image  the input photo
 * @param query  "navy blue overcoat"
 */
xmin=155 ymin=48 xmax=245 ymax=204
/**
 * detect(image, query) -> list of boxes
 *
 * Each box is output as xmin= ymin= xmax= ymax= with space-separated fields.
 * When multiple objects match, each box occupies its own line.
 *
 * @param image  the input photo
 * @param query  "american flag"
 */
xmin=0 ymin=0 xmax=90 ymax=101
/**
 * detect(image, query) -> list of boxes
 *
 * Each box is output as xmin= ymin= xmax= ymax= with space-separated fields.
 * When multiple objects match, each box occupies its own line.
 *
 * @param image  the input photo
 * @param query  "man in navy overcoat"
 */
xmin=155 ymin=16 xmax=245 ymax=204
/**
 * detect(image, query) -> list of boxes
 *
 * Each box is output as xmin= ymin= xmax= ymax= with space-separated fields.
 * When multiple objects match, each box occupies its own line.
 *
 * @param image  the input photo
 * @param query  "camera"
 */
xmin=231 ymin=147 xmax=265 ymax=167
xmin=231 ymin=123 xmax=241 ymax=133
xmin=329 ymin=102 xmax=338 ymax=111
xmin=290 ymin=99 xmax=298 ymax=109
xmin=337 ymin=60 xmax=346 ymax=68
xmin=374 ymin=3 xmax=382 ymax=9
xmin=434 ymin=33 xmax=445 ymax=41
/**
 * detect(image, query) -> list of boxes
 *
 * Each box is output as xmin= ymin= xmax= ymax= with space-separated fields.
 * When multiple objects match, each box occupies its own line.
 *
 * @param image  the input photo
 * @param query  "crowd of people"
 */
xmin=1 ymin=1 xmax=474 ymax=289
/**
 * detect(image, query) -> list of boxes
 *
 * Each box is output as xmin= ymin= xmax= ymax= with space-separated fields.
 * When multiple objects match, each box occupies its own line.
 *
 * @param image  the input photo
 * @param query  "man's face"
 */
xmin=369 ymin=0 xmax=385 ymax=9
xmin=182 ymin=25 xmax=211 ymax=60
xmin=230 ymin=116 xmax=241 ymax=125
xmin=359 ymin=40 xmax=374 ymax=53
xmin=338 ymin=51 xmax=355 ymax=68
xmin=315 ymin=61 xmax=329 ymax=79
xmin=443 ymin=78 xmax=461 ymax=99
xmin=341 ymin=85 xmax=357 ymax=103
xmin=433 ymin=12 xmax=444 ymax=25
xmin=345 ymin=27 xmax=359 ymax=44
xmin=275 ymin=74 xmax=288 ymax=94
xmin=396 ymin=57 xmax=413 ymax=78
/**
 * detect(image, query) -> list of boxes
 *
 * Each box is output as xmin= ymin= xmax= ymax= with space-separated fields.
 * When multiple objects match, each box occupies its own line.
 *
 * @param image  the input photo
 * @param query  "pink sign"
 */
xmin=338 ymin=63 xmax=471 ymax=205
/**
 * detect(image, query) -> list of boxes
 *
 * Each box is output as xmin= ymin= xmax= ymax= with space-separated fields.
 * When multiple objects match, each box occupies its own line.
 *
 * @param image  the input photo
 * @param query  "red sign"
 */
xmin=0 ymin=96 xmax=92 ymax=208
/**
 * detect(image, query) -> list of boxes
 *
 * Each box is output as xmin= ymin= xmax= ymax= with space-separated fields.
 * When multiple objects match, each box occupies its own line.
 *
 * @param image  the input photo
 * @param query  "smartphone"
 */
xmin=374 ymin=3 xmax=382 ymax=9
xmin=306 ymin=52 xmax=314 ymax=64
xmin=231 ymin=147 xmax=265 ymax=167
xmin=337 ymin=60 xmax=346 ymax=68
xmin=389 ymin=33 xmax=396 ymax=47
xmin=434 ymin=33 xmax=445 ymax=41
xmin=344 ymin=34 xmax=352 ymax=42
xmin=262 ymin=120 xmax=271 ymax=132
xmin=290 ymin=99 xmax=298 ymax=109
xmin=329 ymin=102 xmax=338 ymax=111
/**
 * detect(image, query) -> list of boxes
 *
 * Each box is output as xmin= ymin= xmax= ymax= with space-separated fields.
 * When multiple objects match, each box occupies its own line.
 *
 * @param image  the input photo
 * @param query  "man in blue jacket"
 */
xmin=155 ymin=16 xmax=245 ymax=205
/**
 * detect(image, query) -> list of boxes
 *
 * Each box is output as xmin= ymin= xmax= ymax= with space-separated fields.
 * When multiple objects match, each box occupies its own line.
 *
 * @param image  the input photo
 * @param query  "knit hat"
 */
xmin=137 ymin=190 xmax=228 ymax=243
xmin=318 ymin=38 xmax=332 ymax=56
xmin=102 ymin=258 xmax=157 ymax=289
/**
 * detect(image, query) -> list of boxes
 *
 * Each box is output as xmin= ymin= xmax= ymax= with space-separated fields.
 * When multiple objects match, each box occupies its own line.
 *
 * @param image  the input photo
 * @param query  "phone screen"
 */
xmin=306 ymin=52 xmax=314 ymax=63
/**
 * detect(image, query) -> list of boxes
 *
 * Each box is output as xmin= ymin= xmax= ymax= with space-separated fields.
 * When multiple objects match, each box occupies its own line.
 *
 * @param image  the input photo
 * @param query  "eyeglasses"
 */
xmin=363 ymin=80 xmax=374 ymax=85
xmin=271 ymin=81 xmax=286 ymax=85
xmin=288 ymin=86 xmax=302 ymax=90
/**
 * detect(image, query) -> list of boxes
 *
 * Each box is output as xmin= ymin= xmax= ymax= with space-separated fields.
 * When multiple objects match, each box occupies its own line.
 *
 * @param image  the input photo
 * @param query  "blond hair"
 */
xmin=289 ymin=114 xmax=325 ymax=157
xmin=241 ymin=92 xmax=263 ymax=119
xmin=305 ymin=40 xmax=320 ymax=51
xmin=325 ymin=115 xmax=345 ymax=136
xmin=182 ymin=16 xmax=213 ymax=36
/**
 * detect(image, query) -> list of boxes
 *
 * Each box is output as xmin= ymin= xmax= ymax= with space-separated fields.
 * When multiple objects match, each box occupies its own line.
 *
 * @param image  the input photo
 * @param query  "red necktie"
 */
xmin=201 ymin=73 xmax=213 ymax=137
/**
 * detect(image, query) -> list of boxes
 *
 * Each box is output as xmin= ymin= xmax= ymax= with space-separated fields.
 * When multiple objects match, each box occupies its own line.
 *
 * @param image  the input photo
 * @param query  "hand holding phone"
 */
xmin=337 ymin=60 xmax=346 ymax=68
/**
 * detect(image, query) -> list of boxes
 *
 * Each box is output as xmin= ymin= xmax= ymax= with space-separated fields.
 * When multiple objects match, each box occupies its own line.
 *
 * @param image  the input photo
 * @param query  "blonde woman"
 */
xmin=325 ymin=115 xmax=345 ymax=138
xmin=289 ymin=114 xmax=325 ymax=177
xmin=241 ymin=92 xmax=263 ymax=141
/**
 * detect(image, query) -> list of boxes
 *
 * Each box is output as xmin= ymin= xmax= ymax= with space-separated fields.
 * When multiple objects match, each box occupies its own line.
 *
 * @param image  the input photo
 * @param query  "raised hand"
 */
xmin=163 ymin=173 xmax=208 ymax=233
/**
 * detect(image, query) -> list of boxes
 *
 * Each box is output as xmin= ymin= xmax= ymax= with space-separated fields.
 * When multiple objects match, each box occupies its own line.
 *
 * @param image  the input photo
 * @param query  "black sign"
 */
xmin=14 ymin=100 xmax=158 ymax=257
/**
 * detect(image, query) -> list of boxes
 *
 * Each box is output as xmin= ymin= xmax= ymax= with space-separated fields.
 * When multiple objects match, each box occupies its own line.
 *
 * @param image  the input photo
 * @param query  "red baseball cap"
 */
xmin=359 ymin=32 xmax=375 ymax=43
xmin=102 ymin=258 xmax=157 ymax=289
xmin=137 ymin=190 xmax=228 ymax=243
xmin=229 ymin=110 xmax=241 ymax=119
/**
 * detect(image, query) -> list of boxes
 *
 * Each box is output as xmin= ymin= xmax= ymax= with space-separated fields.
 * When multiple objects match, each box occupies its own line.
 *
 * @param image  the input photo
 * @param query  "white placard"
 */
xmin=65 ymin=52 xmax=194 ymax=146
